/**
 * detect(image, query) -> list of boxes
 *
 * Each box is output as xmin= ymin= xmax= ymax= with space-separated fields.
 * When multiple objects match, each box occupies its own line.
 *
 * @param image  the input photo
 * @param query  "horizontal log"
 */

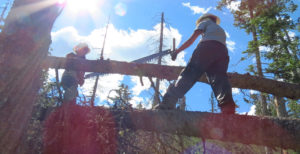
xmin=109 ymin=109 xmax=300 ymax=150
xmin=43 ymin=56 xmax=300 ymax=99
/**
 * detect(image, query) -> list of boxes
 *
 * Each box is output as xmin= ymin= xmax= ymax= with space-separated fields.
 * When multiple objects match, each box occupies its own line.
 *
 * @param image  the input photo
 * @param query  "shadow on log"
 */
xmin=43 ymin=56 xmax=300 ymax=99
xmin=112 ymin=109 xmax=300 ymax=151
xmin=44 ymin=104 xmax=300 ymax=152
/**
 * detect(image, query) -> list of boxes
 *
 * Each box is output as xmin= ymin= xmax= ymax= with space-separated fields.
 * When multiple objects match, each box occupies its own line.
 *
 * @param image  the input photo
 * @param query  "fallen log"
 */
xmin=42 ymin=56 xmax=300 ymax=99
xmin=110 ymin=109 xmax=300 ymax=150
xmin=45 ymin=105 xmax=300 ymax=151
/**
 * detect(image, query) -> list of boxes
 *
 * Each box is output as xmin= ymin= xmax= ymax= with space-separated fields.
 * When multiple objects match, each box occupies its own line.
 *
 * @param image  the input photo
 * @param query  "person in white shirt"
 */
xmin=155 ymin=13 xmax=236 ymax=114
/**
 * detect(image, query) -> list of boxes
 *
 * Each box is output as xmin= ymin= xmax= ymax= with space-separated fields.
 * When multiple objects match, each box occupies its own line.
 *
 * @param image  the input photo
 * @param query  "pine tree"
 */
xmin=252 ymin=0 xmax=300 ymax=83
xmin=218 ymin=0 xmax=270 ymax=115
xmin=108 ymin=84 xmax=133 ymax=110
xmin=249 ymin=0 xmax=299 ymax=119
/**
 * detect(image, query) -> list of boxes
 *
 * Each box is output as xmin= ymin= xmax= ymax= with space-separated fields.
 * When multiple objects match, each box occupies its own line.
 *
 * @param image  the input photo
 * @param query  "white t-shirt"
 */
xmin=195 ymin=18 xmax=226 ymax=46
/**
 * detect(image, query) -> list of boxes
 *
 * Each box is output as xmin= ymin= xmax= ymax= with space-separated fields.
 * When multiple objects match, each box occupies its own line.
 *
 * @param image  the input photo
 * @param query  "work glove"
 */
xmin=171 ymin=51 xmax=178 ymax=61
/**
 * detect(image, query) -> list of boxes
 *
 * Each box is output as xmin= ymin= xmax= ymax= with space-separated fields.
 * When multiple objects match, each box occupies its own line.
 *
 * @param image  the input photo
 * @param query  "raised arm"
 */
xmin=175 ymin=29 xmax=202 ymax=54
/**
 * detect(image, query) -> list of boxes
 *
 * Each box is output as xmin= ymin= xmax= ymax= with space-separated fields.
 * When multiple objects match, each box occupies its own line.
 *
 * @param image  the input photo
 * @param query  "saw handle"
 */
xmin=171 ymin=51 xmax=178 ymax=61
xmin=171 ymin=38 xmax=177 ymax=61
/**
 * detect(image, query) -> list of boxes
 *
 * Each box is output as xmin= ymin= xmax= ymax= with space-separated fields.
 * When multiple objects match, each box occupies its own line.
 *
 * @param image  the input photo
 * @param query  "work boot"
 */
xmin=220 ymin=102 xmax=236 ymax=114
xmin=153 ymin=93 xmax=178 ymax=110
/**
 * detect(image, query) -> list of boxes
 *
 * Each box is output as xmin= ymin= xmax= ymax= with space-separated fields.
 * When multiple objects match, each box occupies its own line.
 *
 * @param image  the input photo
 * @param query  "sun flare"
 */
xmin=65 ymin=0 xmax=99 ymax=12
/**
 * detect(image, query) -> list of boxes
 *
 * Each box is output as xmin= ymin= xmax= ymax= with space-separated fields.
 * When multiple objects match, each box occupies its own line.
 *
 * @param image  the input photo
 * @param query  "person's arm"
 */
xmin=171 ymin=29 xmax=202 ymax=60
xmin=177 ymin=29 xmax=202 ymax=53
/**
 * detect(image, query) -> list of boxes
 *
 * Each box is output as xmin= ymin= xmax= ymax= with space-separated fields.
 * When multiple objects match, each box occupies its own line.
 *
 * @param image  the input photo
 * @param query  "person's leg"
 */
xmin=205 ymin=55 xmax=236 ymax=114
xmin=155 ymin=63 xmax=205 ymax=109
xmin=64 ymin=86 xmax=78 ymax=104
xmin=61 ymin=74 xmax=78 ymax=104
xmin=155 ymin=42 xmax=215 ymax=110
xmin=62 ymin=85 xmax=78 ymax=104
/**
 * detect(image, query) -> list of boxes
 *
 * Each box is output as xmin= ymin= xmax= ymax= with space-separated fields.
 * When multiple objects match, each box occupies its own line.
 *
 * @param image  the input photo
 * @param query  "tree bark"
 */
xmin=248 ymin=2 xmax=268 ymax=116
xmin=43 ymin=57 xmax=300 ymax=100
xmin=108 ymin=109 xmax=300 ymax=150
xmin=0 ymin=0 xmax=63 ymax=153
xmin=153 ymin=12 xmax=164 ymax=108
xmin=274 ymin=96 xmax=288 ymax=118
xmin=273 ymin=96 xmax=289 ymax=154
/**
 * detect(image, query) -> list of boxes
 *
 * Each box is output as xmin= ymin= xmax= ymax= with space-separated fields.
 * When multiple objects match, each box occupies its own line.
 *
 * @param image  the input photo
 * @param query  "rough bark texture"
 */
xmin=109 ymin=109 xmax=300 ymax=150
xmin=0 ymin=0 xmax=62 ymax=153
xmin=274 ymin=96 xmax=288 ymax=118
xmin=43 ymin=57 xmax=300 ymax=99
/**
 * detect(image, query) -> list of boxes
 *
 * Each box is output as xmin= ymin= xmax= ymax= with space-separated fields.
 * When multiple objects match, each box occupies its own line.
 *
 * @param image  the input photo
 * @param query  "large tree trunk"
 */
xmin=43 ymin=57 xmax=300 ymax=99
xmin=274 ymin=96 xmax=289 ymax=154
xmin=248 ymin=2 xmax=268 ymax=116
xmin=0 ymin=0 xmax=62 ymax=153
xmin=44 ymin=105 xmax=300 ymax=152
xmin=114 ymin=110 xmax=300 ymax=150
xmin=274 ymin=96 xmax=288 ymax=118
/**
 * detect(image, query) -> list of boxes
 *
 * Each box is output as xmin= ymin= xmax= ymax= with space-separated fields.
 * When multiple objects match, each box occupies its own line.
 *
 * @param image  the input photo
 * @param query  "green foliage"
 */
xmin=25 ymin=69 xmax=60 ymax=153
xmin=218 ymin=0 xmax=300 ymax=119
xmin=287 ymin=99 xmax=300 ymax=118
xmin=107 ymin=83 xmax=133 ymax=110
xmin=251 ymin=0 xmax=300 ymax=83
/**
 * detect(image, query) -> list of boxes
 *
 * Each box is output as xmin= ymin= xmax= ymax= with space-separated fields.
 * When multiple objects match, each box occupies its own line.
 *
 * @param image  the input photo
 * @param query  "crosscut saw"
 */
xmin=84 ymin=49 xmax=173 ymax=79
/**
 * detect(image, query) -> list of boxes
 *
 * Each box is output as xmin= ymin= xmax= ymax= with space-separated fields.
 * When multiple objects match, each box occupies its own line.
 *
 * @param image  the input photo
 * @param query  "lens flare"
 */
xmin=67 ymin=0 xmax=98 ymax=12
xmin=57 ymin=0 xmax=66 ymax=4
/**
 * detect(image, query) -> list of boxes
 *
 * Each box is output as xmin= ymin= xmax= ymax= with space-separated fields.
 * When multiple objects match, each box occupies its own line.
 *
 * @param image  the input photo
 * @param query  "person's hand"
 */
xmin=171 ymin=50 xmax=178 ymax=61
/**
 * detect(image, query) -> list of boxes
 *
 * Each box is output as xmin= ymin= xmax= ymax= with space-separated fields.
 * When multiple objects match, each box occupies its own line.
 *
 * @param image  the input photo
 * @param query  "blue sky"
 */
xmin=1 ymin=0 xmax=299 ymax=114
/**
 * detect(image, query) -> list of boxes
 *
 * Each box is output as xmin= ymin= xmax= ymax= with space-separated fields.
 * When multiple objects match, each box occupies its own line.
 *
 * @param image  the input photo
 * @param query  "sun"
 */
xmin=63 ymin=0 xmax=99 ymax=12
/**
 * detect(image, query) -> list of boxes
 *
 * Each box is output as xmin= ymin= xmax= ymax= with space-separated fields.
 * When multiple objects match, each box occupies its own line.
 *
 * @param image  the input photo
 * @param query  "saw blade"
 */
xmin=85 ymin=49 xmax=172 ymax=79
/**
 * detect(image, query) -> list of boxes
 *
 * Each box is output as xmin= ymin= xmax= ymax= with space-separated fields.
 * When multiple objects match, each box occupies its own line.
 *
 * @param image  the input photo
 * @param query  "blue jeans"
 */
xmin=164 ymin=40 xmax=235 ymax=107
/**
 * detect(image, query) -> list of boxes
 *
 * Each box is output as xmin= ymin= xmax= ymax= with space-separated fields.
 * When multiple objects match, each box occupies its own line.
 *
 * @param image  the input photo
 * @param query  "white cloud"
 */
xmin=226 ymin=40 xmax=236 ymax=52
xmin=129 ymin=96 xmax=144 ymax=108
xmin=182 ymin=2 xmax=212 ymax=14
xmin=259 ymin=46 xmax=271 ymax=52
xmin=252 ymin=57 xmax=256 ymax=64
xmin=226 ymin=1 xmax=241 ymax=12
xmin=248 ymin=105 xmax=256 ymax=115
xmin=51 ymin=23 xmax=184 ymax=104
xmin=225 ymin=31 xmax=230 ymax=38
xmin=115 ymin=2 xmax=127 ymax=16
xmin=51 ymin=24 xmax=183 ymax=61
xmin=250 ymin=90 xmax=258 ymax=95
xmin=81 ymin=74 xmax=124 ymax=102
xmin=232 ymin=88 xmax=240 ymax=94
xmin=128 ymin=24 xmax=185 ymax=98
xmin=131 ymin=76 xmax=152 ymax=96
xmin=239 ymin=105 xmax=256 ymax=115
xmin=288 ymin=31 xmax=295 ymax=37
xmin=224 ymin=31 xmax=236 ymax=52
xmin=47 ymin=68 xmax=64 ymax=82
xmin=51 ymin=27 xmax=83 ymax=48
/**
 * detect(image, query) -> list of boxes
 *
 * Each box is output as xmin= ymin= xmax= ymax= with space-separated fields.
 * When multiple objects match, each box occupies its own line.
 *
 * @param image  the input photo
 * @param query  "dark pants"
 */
xmin=164 ymin=40 xmax=234 ymax=107
xmin=61 ymin=73 xmax=78 ymax=103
